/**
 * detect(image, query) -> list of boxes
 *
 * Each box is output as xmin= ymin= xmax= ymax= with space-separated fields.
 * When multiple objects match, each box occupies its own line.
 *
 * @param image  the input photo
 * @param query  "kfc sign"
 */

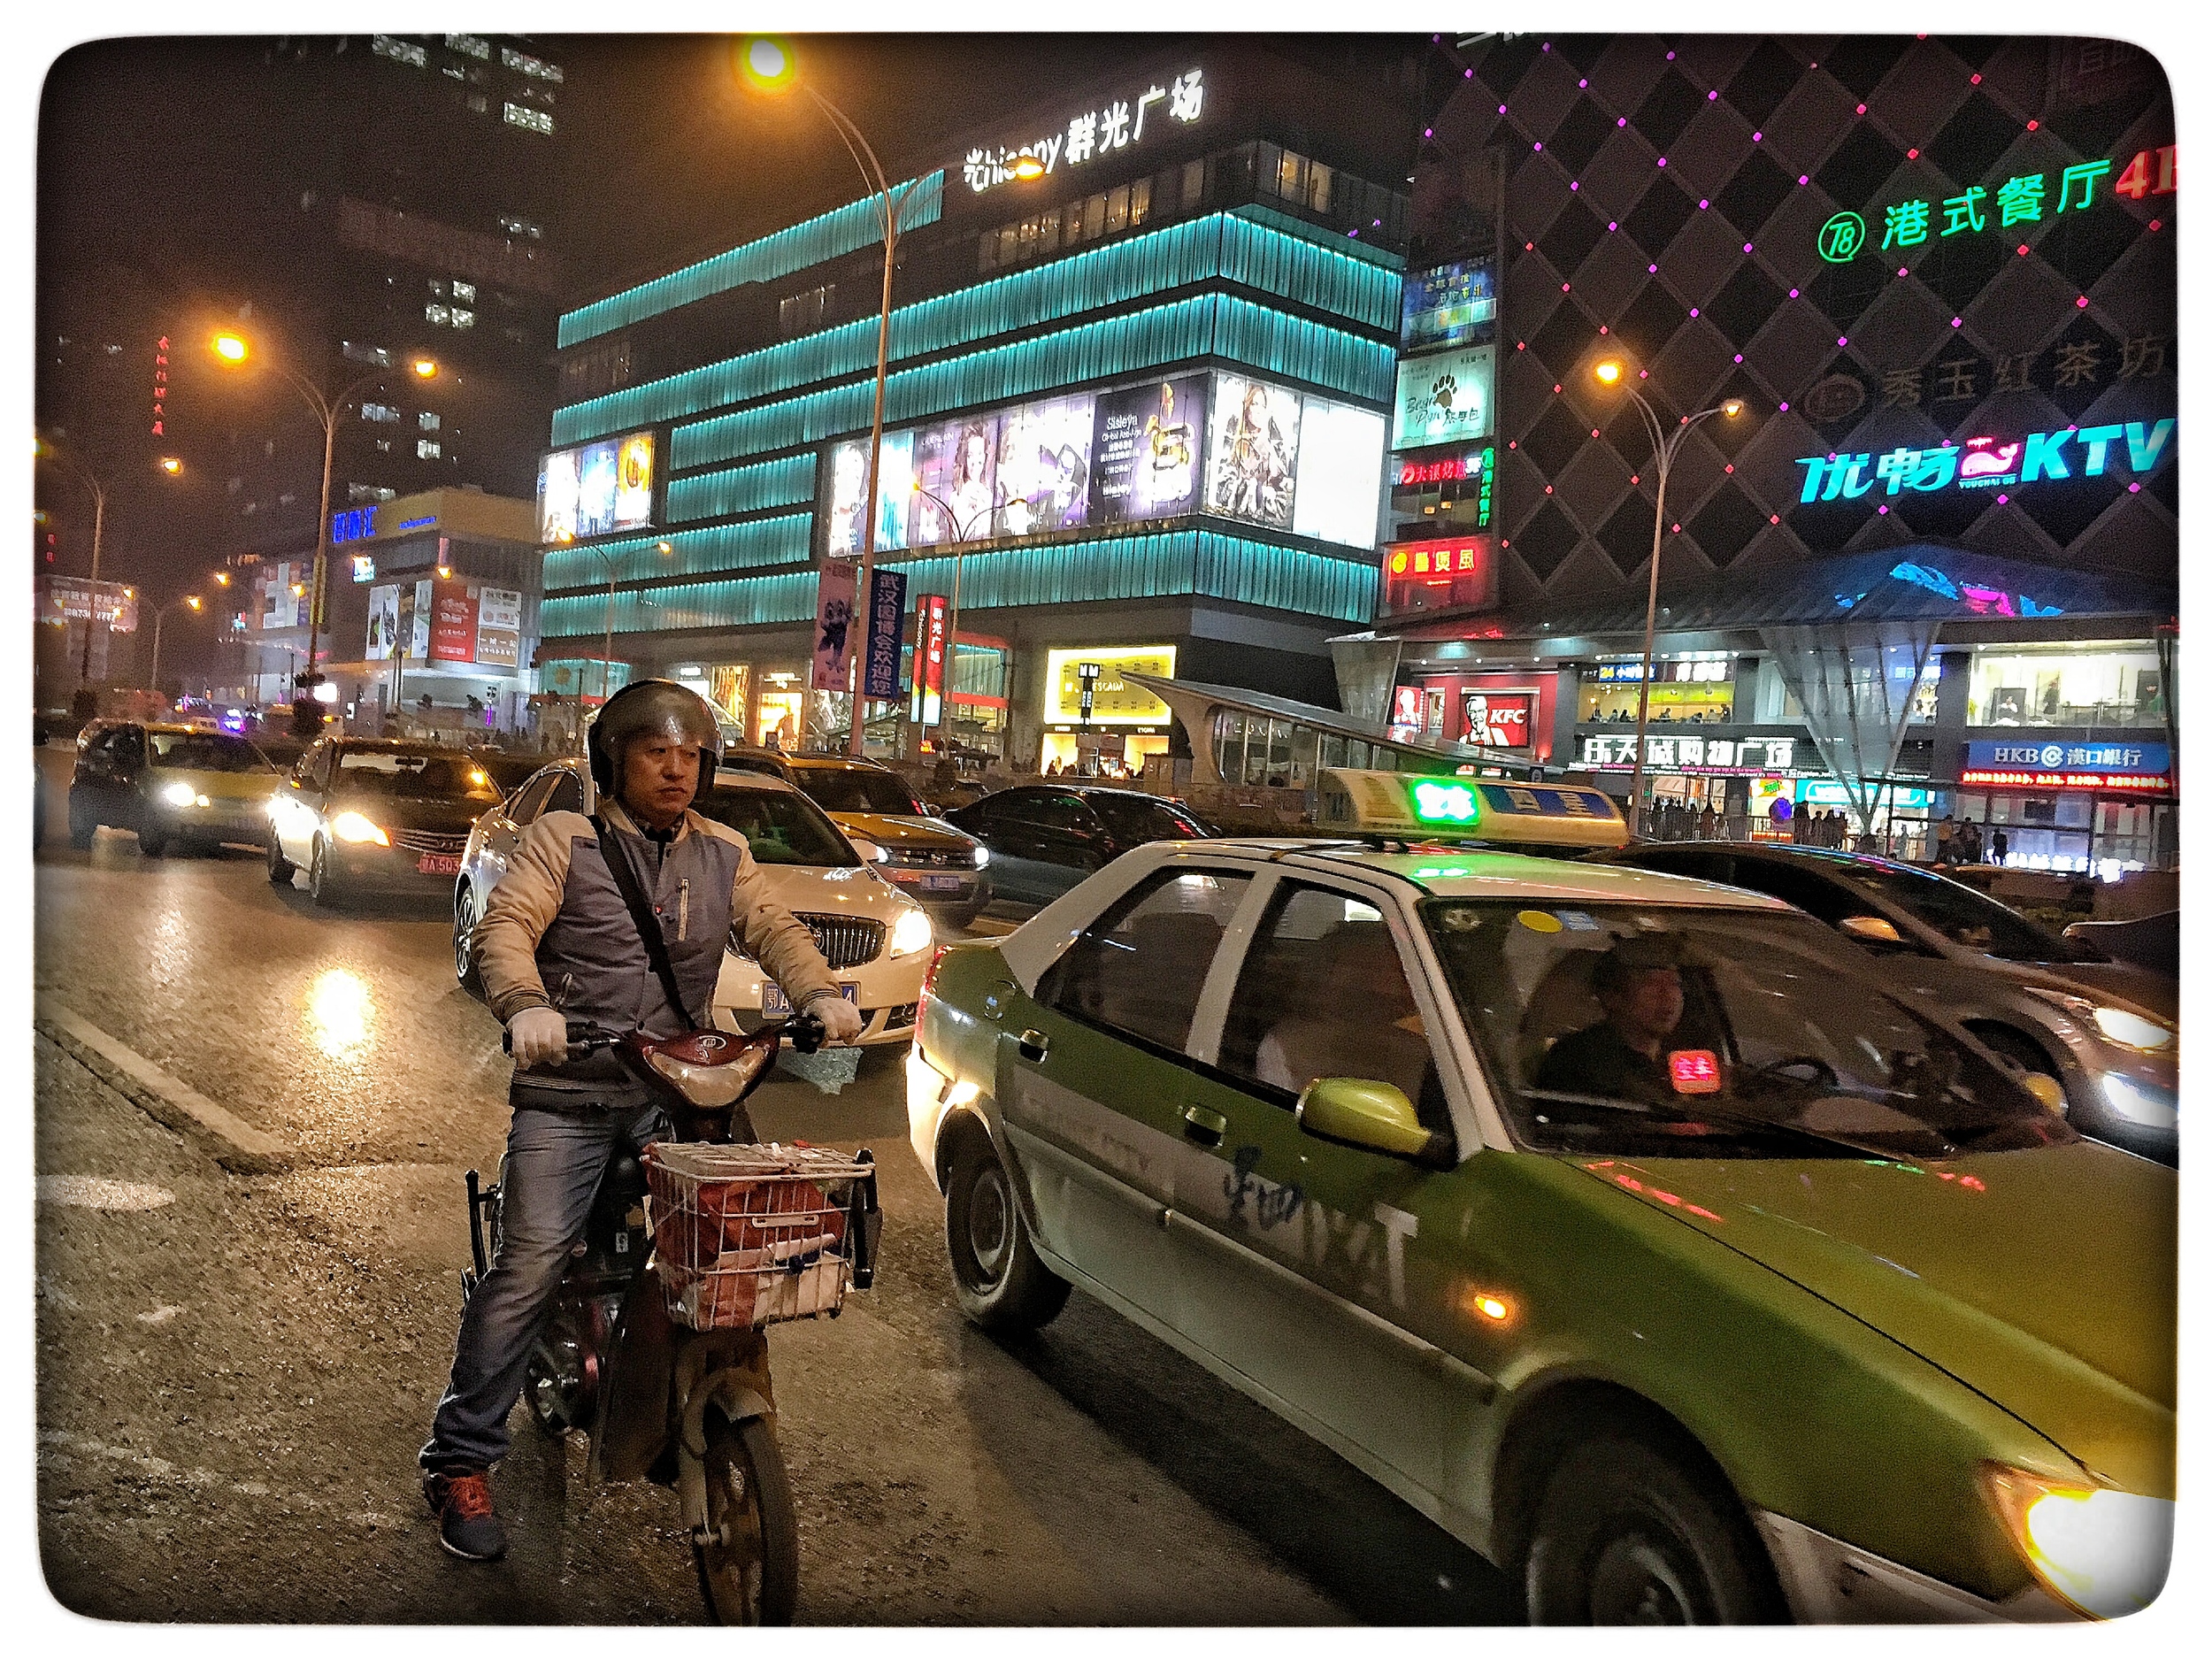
xmin=1463 ymin=691 xmax=1532 ymax=749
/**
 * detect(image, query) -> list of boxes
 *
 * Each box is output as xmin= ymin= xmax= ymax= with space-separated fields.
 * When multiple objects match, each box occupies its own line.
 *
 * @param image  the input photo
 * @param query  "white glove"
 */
xmin=507 ymin=1006 xmax=571 ymax=1069
xmin=807 ymin=994 xmax=864 ymax=1045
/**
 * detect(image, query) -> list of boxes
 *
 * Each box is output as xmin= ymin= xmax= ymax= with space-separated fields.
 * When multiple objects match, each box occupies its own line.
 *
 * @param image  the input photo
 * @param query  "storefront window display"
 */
xmin=755 ymin=671 xmax=807 ymax=750
xmin=1578 ymin=657 xmax=1737 ymax=723
xmin=1965 ymin=642 xmax=2164 ymax=728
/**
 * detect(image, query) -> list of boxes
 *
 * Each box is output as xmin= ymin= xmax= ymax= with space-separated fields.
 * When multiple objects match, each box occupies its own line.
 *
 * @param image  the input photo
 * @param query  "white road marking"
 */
xmin=136 ymin=1304 xmax=187 ymax=1325
xmin=35 ymin=1000 xmax=289 ymax=1171
xmin=36 ymin=1175 xmax=177 ymax=1211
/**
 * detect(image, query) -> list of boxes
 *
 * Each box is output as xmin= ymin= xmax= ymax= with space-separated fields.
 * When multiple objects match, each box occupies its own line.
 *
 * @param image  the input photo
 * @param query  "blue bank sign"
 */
xmin=1967 ymin=740 xmax=2170 ymax=774
xmin=1796 ymin=419 xmax=2174 ymax=502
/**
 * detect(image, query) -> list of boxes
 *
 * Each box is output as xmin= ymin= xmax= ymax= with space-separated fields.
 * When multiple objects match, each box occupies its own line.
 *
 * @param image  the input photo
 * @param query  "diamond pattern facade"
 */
xmin=1412 ymin=35 xmax=2177 ymax=615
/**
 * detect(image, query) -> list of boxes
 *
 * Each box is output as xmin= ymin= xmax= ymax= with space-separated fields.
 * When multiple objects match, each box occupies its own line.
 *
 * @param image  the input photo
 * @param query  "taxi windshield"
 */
xmin=1419 ymin=899 xmax=2074 ymax=1161
xmin=148 ymin=732 xmax=273 ymax=773
xmin=335 ymin=750 xmax=500 ymax=802
xmin=795 ymin=768 xmax=920 ymax=816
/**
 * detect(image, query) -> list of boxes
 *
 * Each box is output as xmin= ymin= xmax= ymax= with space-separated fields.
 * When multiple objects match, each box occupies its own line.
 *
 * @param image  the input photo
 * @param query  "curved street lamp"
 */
xmin=579 ymin=538 xmax=678 ymax=713
xmin=910 ymin=480 xmax=1003 ymax=753
xmin=211 ymin=330 xmax=436 ymax=726
xmin=1589 ymin=356 xmax=1745 ymax=838
xmin=739 ymin=35 xmax=917 ymax=758
xmin=148 ymin=594 xmax=204 ymax=694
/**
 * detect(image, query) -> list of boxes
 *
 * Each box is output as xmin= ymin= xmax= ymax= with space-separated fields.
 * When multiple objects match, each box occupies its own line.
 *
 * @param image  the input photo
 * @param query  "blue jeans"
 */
xmin=421 ymin=1102 xmax=668 ymax=1472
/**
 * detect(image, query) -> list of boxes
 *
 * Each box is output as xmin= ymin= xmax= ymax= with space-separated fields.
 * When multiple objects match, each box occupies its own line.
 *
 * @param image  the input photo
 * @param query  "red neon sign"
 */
xmin=1397 ymin=454 xmax=1485 ymax=486
xmin=1958 ymin=768 xmax=2170 ymax=792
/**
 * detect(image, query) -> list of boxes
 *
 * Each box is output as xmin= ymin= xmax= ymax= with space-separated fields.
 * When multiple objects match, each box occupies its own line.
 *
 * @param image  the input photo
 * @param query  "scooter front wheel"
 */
xmin=693 ymin=1409 xmax=798 ymax=1625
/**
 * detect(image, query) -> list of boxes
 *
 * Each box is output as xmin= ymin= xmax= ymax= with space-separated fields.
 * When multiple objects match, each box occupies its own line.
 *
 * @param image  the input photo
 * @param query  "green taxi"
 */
xmin=905 ymin=771 xmax=2175 ymax=1624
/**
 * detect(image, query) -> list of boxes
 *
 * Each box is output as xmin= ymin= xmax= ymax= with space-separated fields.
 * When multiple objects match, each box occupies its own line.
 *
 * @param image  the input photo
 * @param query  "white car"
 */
xmin=454 ymin=757 xmax=933 ymax=1048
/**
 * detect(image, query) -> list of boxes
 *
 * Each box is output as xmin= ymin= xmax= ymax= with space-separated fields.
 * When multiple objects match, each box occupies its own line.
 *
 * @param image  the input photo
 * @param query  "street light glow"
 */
xmin=159 ymin=457 xmax=183 ymax=474
xmin=411 ymin=357 xmax=438 ymax=379
xmin=211 ymin=332 xmax=249 ymax=364
xmin=1594 ymin=359 xmax=1624 ymax=384
xmin=740 ymin=35 xmax=795 ymax=92
xmin=187 ymin=595 xmax=202 ymax=610
xmin=1011 ymin=153 xmax=1047 ymax=180
xmin=1723 ymin=398 xmax=1746 ymax=418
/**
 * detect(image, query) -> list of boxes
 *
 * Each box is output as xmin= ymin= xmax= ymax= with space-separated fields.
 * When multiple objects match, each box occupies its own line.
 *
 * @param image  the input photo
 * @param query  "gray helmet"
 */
xmin=586 ymin=679 xmax=721 ymax=794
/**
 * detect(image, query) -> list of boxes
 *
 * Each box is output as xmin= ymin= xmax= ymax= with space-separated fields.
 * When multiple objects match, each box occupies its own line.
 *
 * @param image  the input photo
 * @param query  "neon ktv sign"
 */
xmin=963 ymin=69 xmax=1203 ymax=195
xmin=1796 ymin=419 xmax=2173 ymax=502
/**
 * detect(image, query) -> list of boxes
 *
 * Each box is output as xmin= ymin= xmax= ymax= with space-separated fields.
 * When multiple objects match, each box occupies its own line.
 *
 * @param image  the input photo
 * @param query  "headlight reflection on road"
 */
xmin=306 ymin=968 xmax=373 ymax=1059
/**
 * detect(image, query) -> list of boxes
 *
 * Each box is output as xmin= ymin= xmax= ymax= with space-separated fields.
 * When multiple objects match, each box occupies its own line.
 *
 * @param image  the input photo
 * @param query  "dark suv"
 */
xmin=943 ymin=784 xmax=1210 ymax=906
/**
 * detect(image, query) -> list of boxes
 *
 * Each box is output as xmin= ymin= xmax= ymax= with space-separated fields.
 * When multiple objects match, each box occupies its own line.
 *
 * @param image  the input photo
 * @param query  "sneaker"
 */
xmin=423 ymin=1467 xmax=508 ymax=1561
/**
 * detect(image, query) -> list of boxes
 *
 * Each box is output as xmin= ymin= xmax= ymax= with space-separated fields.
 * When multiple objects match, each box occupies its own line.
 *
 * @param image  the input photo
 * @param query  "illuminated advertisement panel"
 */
xmin=824 ymin=430 xmax=915 ymax=557
xmin=910 ymin=416 xmax=1003 ymax=547
xmin=1401 ymin=258 xmax=1497 ymax=353
xmin=1290 ymin=396 xmax=1387 ymax=549
xmin=991 ymin=393 xmax=1095 ymax=538
xmin=1205 ymin=373 xmax=1304 ymax=532
xmin=1462 ymin=691 xmax=1532 ymax=749
xmin=537 ymin=430 xmax=657 ymax=544
xmin=910 ymin=595 xmax=949 ymax=726
xmin=1091 ymin=375 xmax=1209 ymax=522
xmin=1044 ymin=646 xmax=1174 ymax=725
xmin=1393 ymin=343 xmax=1495 ymax=449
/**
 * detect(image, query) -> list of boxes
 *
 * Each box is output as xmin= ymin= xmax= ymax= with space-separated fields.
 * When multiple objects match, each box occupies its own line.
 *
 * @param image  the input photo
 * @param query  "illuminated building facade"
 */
xmin=1349 ymin=34 xmax=2177 ymax=872
xmin=538 ymin=40 xmax=1425 ymax=773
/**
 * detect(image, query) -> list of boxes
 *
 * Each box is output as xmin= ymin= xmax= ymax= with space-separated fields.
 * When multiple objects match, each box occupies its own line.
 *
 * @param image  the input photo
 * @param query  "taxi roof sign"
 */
xmin=1314 ymin=768 xmax=1629 ymax=849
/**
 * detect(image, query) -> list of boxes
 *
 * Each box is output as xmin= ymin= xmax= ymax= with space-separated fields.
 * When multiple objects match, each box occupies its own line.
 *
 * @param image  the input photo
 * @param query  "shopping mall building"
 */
xmin=535 ymin=40 xmax=1426 ymax=775
xmin=1335 ymin=32 xmax=2178 ymax=874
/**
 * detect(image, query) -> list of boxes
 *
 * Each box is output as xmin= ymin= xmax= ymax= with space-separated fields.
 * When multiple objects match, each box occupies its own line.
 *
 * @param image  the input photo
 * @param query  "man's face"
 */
xmin=620 ymin=735 xmax=701 ymax=827
xmin=1600 ymin=967 xmax=1685 ymax=1049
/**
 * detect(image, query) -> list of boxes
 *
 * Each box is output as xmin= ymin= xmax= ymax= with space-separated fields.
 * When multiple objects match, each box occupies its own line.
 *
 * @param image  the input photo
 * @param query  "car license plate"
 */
xmin=760 ymin=981 xmax=857 ymax=1018
xmin=417 ymin=854 xmax=461 ymax=876
xmin=921 ymin=874 xmax=963 ymax=891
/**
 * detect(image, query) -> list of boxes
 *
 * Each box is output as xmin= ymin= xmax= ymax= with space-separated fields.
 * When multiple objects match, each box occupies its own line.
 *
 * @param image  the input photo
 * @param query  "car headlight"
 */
xmin=1983 ymin=1465 xmax=2174 ymax=1618
xmin=2100 ymin=1072 xmax=2177 ymax=1130
xmin=972 ymin=843 xmax=990 ymax=868
xmin=160 ymin=781 xmax=197 ymax=808
xmin=2091 ymin=1005 xmax=2173 ymax=1051
xmin=329 ymin=810 xmax=390 ymax=847
xmin=887 ymin=904 xmax=935 ymax=959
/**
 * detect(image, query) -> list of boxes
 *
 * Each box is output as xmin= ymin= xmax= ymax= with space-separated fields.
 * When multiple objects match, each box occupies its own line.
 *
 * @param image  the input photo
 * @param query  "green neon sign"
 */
xmin=1823 ymin=157 xmax=2135 ymax=265
xmin=1411 ymin=780 xmax=1479 ymax=823
xmin=1816 ymin=211 xmax=1866 ymax=264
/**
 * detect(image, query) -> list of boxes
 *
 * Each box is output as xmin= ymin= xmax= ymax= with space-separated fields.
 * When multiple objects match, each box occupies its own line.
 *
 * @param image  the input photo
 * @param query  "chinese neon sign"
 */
xmin=1394 ymin=446 xmax=1495 ymax=528
xmin=963 ymin=69 xmax=1203 ymax=195
xmin=1817 ymin=147 xmax=2174 ymax=264
xmin=1796 ymin=419 xmax=2173 ymax=502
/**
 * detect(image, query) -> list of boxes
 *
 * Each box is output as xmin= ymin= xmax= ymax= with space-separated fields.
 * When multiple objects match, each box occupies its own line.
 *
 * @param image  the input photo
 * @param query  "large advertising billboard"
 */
xmin=1290 ymin=396 xmax=1387 ymax=549
xmin=1393 ymin=343 xmax=1496 ymax=449
xmin=537 ymin=430 xmax=657 ymax=544
xmin=991 ymin=393 xmax=1094 ymax=538
xmin=1205 ymin=373 xmax=1304 ymax=531
xmin=1091 ymin=375 xmax=1208 ymax=523
xmin=824 ymin=430 xmax=915 ymax=558
xmin=1401 ymin=258 xmax=1498 ymax=353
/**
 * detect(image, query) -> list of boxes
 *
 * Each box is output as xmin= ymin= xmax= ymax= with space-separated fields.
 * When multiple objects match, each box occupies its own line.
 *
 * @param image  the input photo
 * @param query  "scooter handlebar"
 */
xmin=501 ymin=1014 xmax=826 ymax=1059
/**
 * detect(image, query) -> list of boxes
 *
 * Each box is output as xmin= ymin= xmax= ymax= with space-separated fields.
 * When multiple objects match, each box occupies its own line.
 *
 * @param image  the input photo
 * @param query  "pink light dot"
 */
xmin=1525 ymin=242 xmax=1534 ymax=250
xmin=1666 ymin=50 xmax=1676 ymax=59
xmin=1649 ymin=264 xmax=1659 ymax=273
xmin=1543 ymin=42 xmax=1551 ymax=50
xmin=1733 ymin=354 xmax=1743 ymax=363
xmin=1878 ymin=504 xmax=1888 ymax=514
xmin=1499 ymin=104 xmax=1508 ymax=113
xmin=1908 ymin=149 xmax=1918 ymax=159
xmin=1725 ymin=464 xmax=1735 ymax=473
xmin=1617 ymin=116 xmax=1627 ymax=127
xmin=1856 ymin=104 xmax=1867 ymax=114
xmin=1709 ymin=89 xmax=1718 ymax=100
xmin=1656 ymin=157 xmax=1667 ymax=166
xmin=1744 ymin=242 xmax=1755 ymax=253
xmin=1700 ymin=198 xmax=1709 ymax=209
xmin=1552 ymin=384 xmax=1562 ymax=393
xmin=1562 ymin=281 xmax=1571 ymax=291
xmin=1533 ymin=141 xmax=1543 ymax=150
xmin=1952 ymin=317 xmax=1962 ymax=327
xmin=1770 ymin=514 xmax=1780 ymax=524
xmin=1640 ymin=370 xmax=1650 ymax=380
xmin=2130 ymin=482 xmax=2142 ymax=493
xmin=1778 ymin=402 xmax=1789 ymax=411
xmin=1465 ymin=67 xmax=1474 ymax=77
xmin=1799 ymin=174 xmax=1809 ymax=185
xmin=1996 ymin=494 xmax=2008 ymax=504
xmin=1689 ymin=307 xmax=1700 ymax=317
xmin=2027 ymin=119 xmax=2039 ymax=130
xmin=1598 ymin=324 xmax=1609 ymax=334
xmin=1838 ymin=336 xmax=1848 ymax=348
xmin=2018 ymin=244 xmax=2030 ymax=255
xmin=1508 ymin=441 xmax=1517 ymax=449
xmin=1788 ymin=288 xmax=1800 ymax=298
xmin=1545 ymin=485 xmax=1554 ymax=493
xmin=1971 ymin=73 xmax=1981 ymax=84
xmin=1578 ymin=78 xmax=1587 ymax=88
xmin=1752 ymin=131 xmax=1763 ymax=142
xmin=1592 ymin=428 xmax=1600 ymax=437
xmin=1608 ymin=220 xmax=1618 ymax=230
xmin=1424 ymin=127 xmax=1433 ymax=137
xmin=2077 ymin=296 xmax=2089 ymax=308
xmin=1571 ymin=180 xmax=1579 ymax=189
xmin=1516 ymin=341 xmax=1526 ymax=349
xmin=1899 ymin=266 xmax=1909 ymax=277
xmin=2151 ymin=219 xmax=2163 ymax=231
xmin=1671 ymin=523 xmax=1681 ymax=533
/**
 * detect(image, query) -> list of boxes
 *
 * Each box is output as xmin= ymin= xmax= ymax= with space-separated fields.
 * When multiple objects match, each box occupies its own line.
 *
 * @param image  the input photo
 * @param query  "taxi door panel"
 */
xmin=1171 ymin=879 xmax=1471 ymax=1496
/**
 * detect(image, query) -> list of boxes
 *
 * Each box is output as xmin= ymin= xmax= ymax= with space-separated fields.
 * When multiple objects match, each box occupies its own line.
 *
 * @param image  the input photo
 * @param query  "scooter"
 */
xmin=460 ymin=1011 xmax=881 ymax=1624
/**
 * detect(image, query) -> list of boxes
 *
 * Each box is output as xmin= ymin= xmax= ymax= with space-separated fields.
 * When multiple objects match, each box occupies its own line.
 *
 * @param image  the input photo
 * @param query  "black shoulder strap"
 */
xmin=592 ymin=813 xmax=695 ymax=1028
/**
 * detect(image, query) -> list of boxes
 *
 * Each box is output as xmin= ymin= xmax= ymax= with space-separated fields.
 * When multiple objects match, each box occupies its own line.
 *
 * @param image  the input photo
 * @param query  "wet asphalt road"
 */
xmin=31 ymin=745 xmax=1514 ymax=1624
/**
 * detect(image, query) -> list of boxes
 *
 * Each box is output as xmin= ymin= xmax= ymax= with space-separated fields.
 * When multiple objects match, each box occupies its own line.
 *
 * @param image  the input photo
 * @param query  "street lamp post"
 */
xmin=148 ymin=595 xmax=203 ymax=693
xmin=910 ymin=480 xmax=1001 ymax=755
xmin=33 ymin=440 xmax=111 ymax=692
xmin=211 ymin=332 xmax=434 ymax=729
xmin=1590 ymin=357 xmax=1744 ymax=838
xmin=741 ymin=36 xmax=919 ymax=759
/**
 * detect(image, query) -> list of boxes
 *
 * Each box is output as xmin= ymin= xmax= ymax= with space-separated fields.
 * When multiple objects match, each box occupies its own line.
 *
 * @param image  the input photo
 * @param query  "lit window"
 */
xmin=499 ymin=215 xmax=544 ymax=240
xmin=500 ymin=47 xmax=563 ymax=81
xmin=450 ymin=309 xmax=475 ymax=329
xmin=428 ymin=278 xmax=447 ymax=297
xmin=503 ymin=104 xmax=554 ymax=135
xmin=375 ymin=439 xmax=393 ymax=453
xmin=418 ymin=411 xmax=442 ymax=431
xmin=418 ymin=440 xmax=442 ymax=460
xmin=360 ymin=403 xmax=401 ymax=424
xmin=342 ymin=341 xmax=393 ymax=367
xmin=373 ymin=35 xmax=427 ymax=68
xmin=425 ymin=303 xmax=451 ymax=325
xmin=452 ymin=279 xmax=476 ymax=303
xmin=444 ymin=33 xmax=490 ymax=58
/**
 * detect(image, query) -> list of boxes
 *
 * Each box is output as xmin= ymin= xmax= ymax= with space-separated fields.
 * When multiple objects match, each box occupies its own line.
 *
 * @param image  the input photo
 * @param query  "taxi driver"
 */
xmin=1534 ymin=936 xmax=1693 ymax=1105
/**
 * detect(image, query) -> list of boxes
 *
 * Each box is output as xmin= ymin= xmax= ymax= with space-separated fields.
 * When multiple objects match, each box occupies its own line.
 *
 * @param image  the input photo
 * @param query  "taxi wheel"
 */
xmin=945 ymin=1136 xmax=1069 ymax=1333
xmin=267 ymin=835 xmax=295 ymax=886
xmin=1525 ymin=1436 xmax=1775 ymax=1624
xmin=138 ymin=826 xmax=169 ymax=857
xmin=453 ymin=884 xmax=483 ymax=992
xmin=308 ymin=840 xmax=342 ymax=908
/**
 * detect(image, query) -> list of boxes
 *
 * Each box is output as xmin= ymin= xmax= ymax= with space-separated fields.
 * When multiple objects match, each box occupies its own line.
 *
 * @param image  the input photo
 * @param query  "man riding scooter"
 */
xmin=419 ymin=680 xmax=864 ymax=1561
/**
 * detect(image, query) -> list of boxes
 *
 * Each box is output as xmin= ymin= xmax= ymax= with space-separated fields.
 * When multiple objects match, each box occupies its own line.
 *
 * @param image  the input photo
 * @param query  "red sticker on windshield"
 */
xmin=1669 ymin=1049 xmax=1722 ymax=1094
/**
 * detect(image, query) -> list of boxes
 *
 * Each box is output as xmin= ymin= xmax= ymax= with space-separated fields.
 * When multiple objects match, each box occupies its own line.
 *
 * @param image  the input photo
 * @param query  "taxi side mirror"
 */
xmin=1295 ymin=1077 xmax=1455 ymax=1169
xmin=1839 ymin=914 xmax=1906 ymax=947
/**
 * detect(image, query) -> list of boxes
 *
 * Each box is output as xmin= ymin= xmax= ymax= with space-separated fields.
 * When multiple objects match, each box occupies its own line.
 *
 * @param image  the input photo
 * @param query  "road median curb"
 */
xmin=35 ymin=1002 xmax=291 ymax=1174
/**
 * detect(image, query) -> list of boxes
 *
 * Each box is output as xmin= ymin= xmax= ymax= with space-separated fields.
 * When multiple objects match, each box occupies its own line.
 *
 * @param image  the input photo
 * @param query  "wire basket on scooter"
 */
xmin=641 ymin=1142 xmax=879 ymax=1331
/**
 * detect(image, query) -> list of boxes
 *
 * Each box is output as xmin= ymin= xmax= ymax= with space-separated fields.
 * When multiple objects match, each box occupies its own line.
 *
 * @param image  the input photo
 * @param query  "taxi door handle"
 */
xmin=1181 ymin=1103 xmax=1227 ymax=1148
xmin=1017 ymin=1029 xmax=1049 ymax=1062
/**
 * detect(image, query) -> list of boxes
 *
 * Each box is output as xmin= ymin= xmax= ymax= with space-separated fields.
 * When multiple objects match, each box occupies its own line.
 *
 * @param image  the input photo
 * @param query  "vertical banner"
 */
xmin=910 ymin=594 xmax=948 ymax=726
xmin=409 ymin=579 xmax=434 ymax=659
xmin=810 ymin=558 xmax=858 ymax=690
xmin=430 ymin=578 xmax=480 ymax=664
xmin=365 ymin=584 xmax=402 ymax=659
xmin=863 ymin=568 xmax=908 ymax=700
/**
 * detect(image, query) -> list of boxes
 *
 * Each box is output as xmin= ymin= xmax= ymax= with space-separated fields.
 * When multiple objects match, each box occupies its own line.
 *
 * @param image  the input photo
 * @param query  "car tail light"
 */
xmin=916 ymin=944 xmax=949 ymax=1026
